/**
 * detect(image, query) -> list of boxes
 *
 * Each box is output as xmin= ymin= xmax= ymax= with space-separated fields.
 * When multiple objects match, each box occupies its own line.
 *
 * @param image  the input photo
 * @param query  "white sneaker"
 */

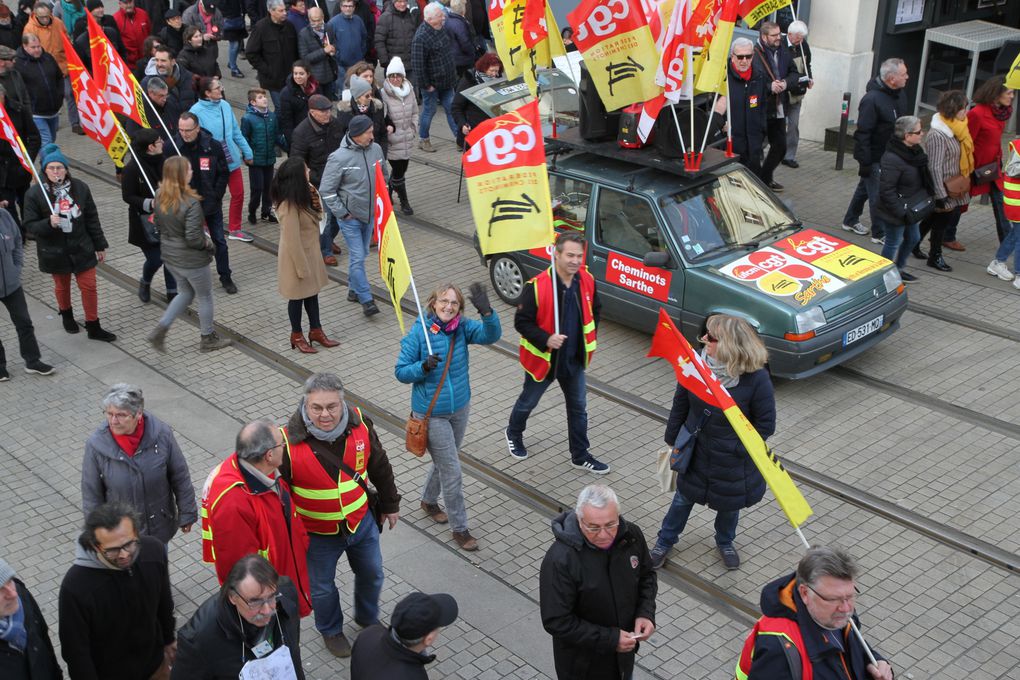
xmin=870 ymin=236 xmax=885 ymax=245
xmin=987 ymin=260 xmax=1014 ymax=281
xmin=1014 ymin=275 xmax=1020 ymax=291
xmin=842 ymin=222 xmax=869 ymax=236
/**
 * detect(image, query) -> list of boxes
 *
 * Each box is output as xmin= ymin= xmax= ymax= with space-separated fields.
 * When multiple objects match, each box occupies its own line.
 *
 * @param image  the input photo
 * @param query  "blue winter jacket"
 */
xmin=240 ymin=104 xmax=283 ymax=167
xmin=190 ymin=98 xmax=253 ymax=172
xmin=395 ymin=311 xmax=502 ymax=415
xmin=327 ymin=13 xmax=368 ymax=72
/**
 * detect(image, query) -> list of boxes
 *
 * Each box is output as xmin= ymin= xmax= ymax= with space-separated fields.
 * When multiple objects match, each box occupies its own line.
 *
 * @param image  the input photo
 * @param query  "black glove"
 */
xmin=858 ymin=164 xmax=872 ymax=178
xmin=467 ymin=282 xmax=492 ymax=316
xmin=935 ymin=198 xmax=948 ymax=211
xmin=422 ymin=354 xmax=440 ymax=372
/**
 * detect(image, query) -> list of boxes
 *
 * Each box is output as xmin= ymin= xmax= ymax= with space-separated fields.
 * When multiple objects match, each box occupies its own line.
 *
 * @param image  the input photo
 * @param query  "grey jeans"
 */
xmin=161 ymin=263 xmax=215 ymax=334
xmin=784 ymin=101 xmax=802 ymax=161
xmin=417 ymin=403 xmax=470 ymax=532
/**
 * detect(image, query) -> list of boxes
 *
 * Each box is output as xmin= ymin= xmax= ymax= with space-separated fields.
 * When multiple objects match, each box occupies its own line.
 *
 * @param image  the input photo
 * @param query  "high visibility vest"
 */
xmin=735 ymin=616 xmax=812 ymax=680
xmin=201 ymin=455 xmax=273 ymax=566
xmin=518 ymin=267 xmax=597 ymax=381
xmin=1003 ymin=139 xmax=1020 ymax=223
xmin=283 ymin=410 xmax=371 ymax=535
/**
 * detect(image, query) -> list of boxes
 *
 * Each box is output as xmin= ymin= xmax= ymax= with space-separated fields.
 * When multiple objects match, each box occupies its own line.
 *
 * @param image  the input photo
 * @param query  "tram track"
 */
xmin=68 ymin=145 xmax=1020 ymax=582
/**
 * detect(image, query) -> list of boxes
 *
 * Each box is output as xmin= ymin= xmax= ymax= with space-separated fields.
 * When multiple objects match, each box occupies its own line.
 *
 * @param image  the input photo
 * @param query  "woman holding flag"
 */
xmin=394 ymin=282 xmax=501 ymax=552
xmin=649 ymin=314 xmax=774 ymax=571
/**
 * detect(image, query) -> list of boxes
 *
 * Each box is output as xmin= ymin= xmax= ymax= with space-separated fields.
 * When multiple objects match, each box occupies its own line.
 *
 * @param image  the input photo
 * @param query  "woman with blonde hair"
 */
xmin=649 ymin=314 xmax=775 ymax=571
xmin=146 ymin=156 xmax=232 ymax=353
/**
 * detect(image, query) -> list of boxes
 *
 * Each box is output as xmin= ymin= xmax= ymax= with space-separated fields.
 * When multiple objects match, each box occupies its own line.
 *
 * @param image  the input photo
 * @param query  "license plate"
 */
xmin=843 ymin=315 xmax=883 ymax=346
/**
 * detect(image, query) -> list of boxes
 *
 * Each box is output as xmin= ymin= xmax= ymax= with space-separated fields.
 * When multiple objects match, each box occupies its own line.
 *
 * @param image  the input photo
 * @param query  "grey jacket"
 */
xmin=155 ymin=196 xmax=214 ymax=270
xmin=0 ymin=208 xmax=23 ymax=299
xmin=320 ymin=134 xmax=389 ymax=224
xmin=82 ymin=412 xmax=198 ymax=544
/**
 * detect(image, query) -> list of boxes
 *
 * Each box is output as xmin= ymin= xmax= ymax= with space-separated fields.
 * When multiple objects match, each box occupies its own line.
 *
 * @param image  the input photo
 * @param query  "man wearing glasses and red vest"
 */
xmin=506 ymin=231 xmax=606 ymax=474
xmin=736 ymin=546 xmax=893 ymax=680
xmin=279 ymin=372 xmax=401 ymax=659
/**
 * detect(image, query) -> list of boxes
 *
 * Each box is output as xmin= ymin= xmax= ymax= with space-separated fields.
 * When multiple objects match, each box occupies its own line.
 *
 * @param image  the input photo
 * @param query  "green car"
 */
xmin=476 ymin=141 xmax=908 ymax=380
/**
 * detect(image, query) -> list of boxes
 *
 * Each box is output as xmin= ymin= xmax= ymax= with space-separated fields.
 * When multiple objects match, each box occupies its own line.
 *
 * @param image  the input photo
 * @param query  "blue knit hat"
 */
xmin=40 ymin=143 xmax=69 ymax=171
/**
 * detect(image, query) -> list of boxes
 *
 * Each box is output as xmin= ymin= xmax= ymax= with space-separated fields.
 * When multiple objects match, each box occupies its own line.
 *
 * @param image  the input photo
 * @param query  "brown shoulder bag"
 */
xmin=405 ymin=331 xmax=456 ymax=456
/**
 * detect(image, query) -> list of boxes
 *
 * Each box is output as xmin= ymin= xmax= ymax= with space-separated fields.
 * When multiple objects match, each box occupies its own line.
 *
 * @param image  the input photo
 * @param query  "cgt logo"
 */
xmin=605 ymin=251 xmax=671 ymax=301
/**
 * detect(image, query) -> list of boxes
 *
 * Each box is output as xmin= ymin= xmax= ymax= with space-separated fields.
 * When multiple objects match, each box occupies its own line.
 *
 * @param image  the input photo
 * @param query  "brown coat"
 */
xmin=277 ymin=201 xmax=328 ymax=300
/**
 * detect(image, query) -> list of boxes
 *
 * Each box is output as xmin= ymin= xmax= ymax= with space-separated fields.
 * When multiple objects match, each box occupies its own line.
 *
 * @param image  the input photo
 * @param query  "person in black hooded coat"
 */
xmin=0 ymin=560 xmax=63 ymax=680
xmin=122 ymin=128 xmax=177 ymax=303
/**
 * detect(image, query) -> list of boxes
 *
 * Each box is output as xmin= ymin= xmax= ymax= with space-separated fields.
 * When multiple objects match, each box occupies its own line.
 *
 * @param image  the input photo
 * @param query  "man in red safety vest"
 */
xmin=986 ymin=137 xmax=1020 ymax=287
xmin=278 ymin=372 xmax=401 ymax=659
xmin=736 ymin=546 xmax=893 ymax=680
xmin=505 ymin=231 xmax=606 ymax=473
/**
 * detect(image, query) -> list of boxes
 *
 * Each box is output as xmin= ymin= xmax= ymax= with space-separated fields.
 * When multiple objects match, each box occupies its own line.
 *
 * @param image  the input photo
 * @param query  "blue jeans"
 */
xmin=306 ymin=520 xmax=383 ymax=636
xmin=419 ymin=403 xmax=471 ymax=532
xmin=205 ymin=209 xmax=232 ymax=280
xmin=418 ymin=87 xmax=457 ymax=141
xmin=842 ymin=164 xmax=883 ymax=237
xmin=141 ymin=244 xmax=177 ymax=292
xmin=33 ymin=115 xmax=59 ymax=147
xmin=507 ymin=369 xmax=590 ymax=460
xmin=879 ymin=220 xmax=920 ymax=270
xmin=990 ymin=184 xmax=1010 ymax=243
xmin=319 ymin=212 xmax=339 ymax=258
xmin=339 ymin=217 xmax=372 ymax=302
xmin=994 ymin=221 xmax=1020 ymax=271
xmin=654 ymin=490 xmax=739 ymax=551
xmin=270 ymin=89 xmax=282 ymax=112
xmin=228 ymin=40 xmax=241 ymax=71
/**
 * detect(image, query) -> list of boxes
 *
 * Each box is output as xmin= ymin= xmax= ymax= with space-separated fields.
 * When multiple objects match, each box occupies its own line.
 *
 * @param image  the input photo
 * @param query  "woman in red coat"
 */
xmin=966 ymin=75 xmax=1015 ymax=246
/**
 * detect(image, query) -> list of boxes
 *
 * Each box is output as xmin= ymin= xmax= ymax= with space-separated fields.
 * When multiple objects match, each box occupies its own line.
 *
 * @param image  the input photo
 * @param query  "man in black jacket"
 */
xmin=172 ymin=555 xmax=305 ymax=679
xmin=246 ymin=0 xmax=299 ymax=108
xmin=374 ymin=0 xmax=417 ymax=80
xmin=170 ymin=111 xmax=237 ymax=292
xmin=841 ymin=57 xmax=909 ymax=242
xmin=14 ymin=34 xmax=61 ymax=148
xmin=540 ymin=484 xmax=657 ymax=680
xmin=0 ymin=46 xmax=40 ymax=227
xmin=350 ymin=592 xmax=459 ymax=679
xmin=144 ymin=45 xmax=198 ymax=112
xmin=752 ymin=21 xmax=800 ymax=191
xmin=726 ymin=37 xmax=768 ymax=177
xmin=58 ymin=502 xmax=176 ymax=680
xmin=0 ymin=557 xmax=62 ymax=679
xmin=290 ymin=95 xmax=345 ymax=262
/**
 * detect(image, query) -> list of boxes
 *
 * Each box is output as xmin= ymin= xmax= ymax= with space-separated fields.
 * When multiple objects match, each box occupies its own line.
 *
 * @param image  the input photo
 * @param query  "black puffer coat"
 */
xmin=350 ymin=624 xmax=435 ymax=680
xmin=122 ymin=144 xmax=166 ymax=248
xmin=665 ymin=367 xmax=776 ymax=511
xmin=374 ymin=3 xmax=417 ymax=70
xmin=876 ymin=137 xmax=936 ymax=226
xmin=278 ymin=74 xmax=323 ymax=145
xmin=23 ymin=177 xmax=107 ymax=274
xmin=853 ymin=76 xmax=909 ymax=170
xmin=289 ymin=113 xmax=346 ymax=186
xmin=726 ymin=63 xmax=768 ymax=160
xmin=0 ymin=579 xmax=62 ymax=680
xmin=246 ymin=17 xmax=300 ymax=91
xmin=539 ymin=512 xmax=657 ymax=680
xmin=0 ymin=70 xmax=39 ymax=191
xmin=297 ymin=24 xmax=338 ymax=87
xmin=170 ymin=578 xmax=305 ymax=680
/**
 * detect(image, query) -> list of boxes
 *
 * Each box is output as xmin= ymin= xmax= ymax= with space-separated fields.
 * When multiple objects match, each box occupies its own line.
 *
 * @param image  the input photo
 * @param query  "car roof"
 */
xmin=551 ymin=151 xmax=729 ymax=200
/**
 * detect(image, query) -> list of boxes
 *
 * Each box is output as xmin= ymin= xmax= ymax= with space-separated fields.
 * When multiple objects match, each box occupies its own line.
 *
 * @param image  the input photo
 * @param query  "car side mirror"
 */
xmin=643 ymin=251 xmax=672 ymax=268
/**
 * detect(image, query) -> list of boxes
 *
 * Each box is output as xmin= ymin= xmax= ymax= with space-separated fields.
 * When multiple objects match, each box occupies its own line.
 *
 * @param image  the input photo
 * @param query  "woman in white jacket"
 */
xmin=379 ymin=56 xmax=418 ymax=215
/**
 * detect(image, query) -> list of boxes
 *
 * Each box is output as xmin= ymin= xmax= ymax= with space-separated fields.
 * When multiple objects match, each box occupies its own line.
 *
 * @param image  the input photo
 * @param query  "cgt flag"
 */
xmin=464 ymin=99 xmax=554 ymax=255
xmin=374 ymin=161 xmax=412 ymax=333
xmin=567 ymin=0 xmax=661 ymax=110
xmin=0 ymin=100 xmax=33 ymax=174
xmin=737 ymin=0 xmax=792 ymax=27
xmin=63 ymin=32 xmax=128 ymax=167
xmin=86 ymin=9 xmax=148 ymax=128
xmin=647 ymin=308 xmax=813 ymax=529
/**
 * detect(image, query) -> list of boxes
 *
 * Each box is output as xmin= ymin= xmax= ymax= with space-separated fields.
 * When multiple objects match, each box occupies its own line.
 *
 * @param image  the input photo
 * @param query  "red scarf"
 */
xmin=113 ymin=415 xmax=145 ymax=457
xmin=734 ymin=66 xmax=752 ymax=82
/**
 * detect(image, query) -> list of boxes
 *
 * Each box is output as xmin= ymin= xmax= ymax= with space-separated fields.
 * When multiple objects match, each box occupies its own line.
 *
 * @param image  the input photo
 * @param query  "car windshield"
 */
xmin=659 ymin=168 xmax=799 ymax=263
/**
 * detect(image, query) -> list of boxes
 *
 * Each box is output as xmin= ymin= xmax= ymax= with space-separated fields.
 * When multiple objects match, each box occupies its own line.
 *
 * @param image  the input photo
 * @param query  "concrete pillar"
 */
xmin=798 ymin=0 xmax=881 ymax=142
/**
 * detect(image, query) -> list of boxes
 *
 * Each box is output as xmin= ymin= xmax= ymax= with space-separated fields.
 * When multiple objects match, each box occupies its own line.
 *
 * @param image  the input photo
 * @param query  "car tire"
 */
xmin=489 ymin=254 xmax=526 ymax=305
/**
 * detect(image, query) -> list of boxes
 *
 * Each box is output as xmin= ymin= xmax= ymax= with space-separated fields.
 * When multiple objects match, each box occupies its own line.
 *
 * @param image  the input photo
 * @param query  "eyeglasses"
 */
xmin=436 ymin=298 xmax=460 ymax=308
xmin=99 ymin=539 xmax=139 ymax=561
xmin=178 ymin=125 xmax=198 ymax=133
xmin=104 ymin=410 xmax=137 ymax=421
xmin=579 ymin=521 xmax=619 ymax=535
xmin=804 ymin=582 xmax=859 ymax=605
xmin=733 ymin=54 xmax=753 ymax=60
xmin=308 ymin=402 xmax=341 ymax=415
xmin=702 ymin=333 xmax=718 ymax=343
xmin=907 ymin=129 xmax=923 ymax=136
xmin=232 ymin=588 xmax=282 ymax=610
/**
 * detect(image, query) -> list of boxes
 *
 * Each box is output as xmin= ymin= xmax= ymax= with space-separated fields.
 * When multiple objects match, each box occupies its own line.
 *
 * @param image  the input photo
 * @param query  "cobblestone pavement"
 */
xmin=1 ymin=47 xmax=1019 ymax=680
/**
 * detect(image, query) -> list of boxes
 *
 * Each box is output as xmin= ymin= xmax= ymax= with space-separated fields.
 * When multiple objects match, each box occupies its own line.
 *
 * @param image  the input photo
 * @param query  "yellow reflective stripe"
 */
xmin=735 ymin=663 xmax=749 ymax=680
xmin=201 ymin=528 xmax=212 ymax=540
xmin=736 ymin=631 xmax=796 ymax=680
xmin=1003 ymin=195 xmax=1020 ymax=206
xmin=1003 ymin=179 xmax=1020 ymax=189
xmin=200 ymin=506 xmax=208 ymax=518
xmin=582 ymin=319 xmax=595 ymax=334
xmin=341 ymin=494 xmax=367 ymax=514
xmin=296 ymin=506 xmax=345 ymax=520
xmin=584 ymin=338 xmax=597 ymax=352
xmin=338 ymin=480 xmax=361 ymax=492
xmin=258 ymin=548 xmax=270 ymax=561
xmin=520 ymin=338 xmax=551 ymax=360
xmin=292 ymin=485 xmax=342 ymax=501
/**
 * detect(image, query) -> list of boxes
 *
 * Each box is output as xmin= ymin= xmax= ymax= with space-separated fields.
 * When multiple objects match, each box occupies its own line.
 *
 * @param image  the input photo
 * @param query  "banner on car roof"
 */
xmin=464 ymin=100 xmax=554 ymax=256
xmin=566 ymin=0 xmax=662 ymax=110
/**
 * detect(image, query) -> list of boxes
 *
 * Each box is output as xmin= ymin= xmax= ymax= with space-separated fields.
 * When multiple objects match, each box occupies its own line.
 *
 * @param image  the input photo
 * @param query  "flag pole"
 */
xmin=19 ymin=138 xmax=56 ymax=215
xmin=138 ymin=86 xmax=182 ymax=156
xmin=669 ymin=104 xmax=687 ymax=156
xmin=698 ymin=90 xmax=719 ymax=154
xmin=550 ymin=253 xmax=559 ymax=336
xmin=408 ymin=274 xmax=433 ymax=355
xmin=116 ymin=118 xmax=157 ymax=196
xmin=686 ymin=48 xmax=697 ymax=170
xmin=724 ymin=87 xmax=735 ymax=157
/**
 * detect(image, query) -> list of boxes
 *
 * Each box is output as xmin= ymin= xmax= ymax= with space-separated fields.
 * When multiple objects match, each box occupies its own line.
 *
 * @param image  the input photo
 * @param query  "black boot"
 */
xmin=138 ymin=279 xmax=151 ymax=303
xmin=911 ymin=246 xmax=926 ymax=260
xmin=59 ymin=308 xmax=80 ymax=334
xmin=166 ymin=291 xmax=178 ymax=304
xmin=927 ymin=255 xmax=952 ymax=272
xmin=85 ymin=319 xmax=117 ymax=342
xmin=393 ymin=178 xmax=413 ymax=215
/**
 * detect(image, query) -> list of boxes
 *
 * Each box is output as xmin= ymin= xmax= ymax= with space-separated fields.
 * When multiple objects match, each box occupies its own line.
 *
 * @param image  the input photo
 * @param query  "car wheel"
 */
xmin=490 ymin=254 xmax=526 ymax=305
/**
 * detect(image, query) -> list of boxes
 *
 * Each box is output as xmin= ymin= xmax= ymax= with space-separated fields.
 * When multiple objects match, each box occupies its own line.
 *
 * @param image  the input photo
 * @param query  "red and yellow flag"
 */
xmin=0 ymin=100 xmax=33 ymax=174
xmin=374 ymin=161 xmax=412 ymax=333
xmin=86 ymin=10 xmax=148 ymax=128
xmin=503 ymin=0 xmax=565 ymax=96
xmin=489 ymin=0 xmax=514 ymax=79
xmin=694 ymin=0 xmax=737 ymax=93
xmin=567 ymin=0 xmax=661 ymax=110
xmin=521 ymin=0 xmax=547 ymax=49
xmin=63 ymin=32 xmax=128 ymax=167
xmin=648 ymin=308 xmax=813 ymax=529
xmin=737 ymin=0 xmax=791 ymax=27
xmin=464 ymin=99 xmax=553 ymax=255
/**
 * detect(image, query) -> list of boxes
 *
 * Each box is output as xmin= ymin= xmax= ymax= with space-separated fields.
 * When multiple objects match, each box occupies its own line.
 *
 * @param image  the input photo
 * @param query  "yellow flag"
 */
xmin=502 ymin=0 xmax=526 ymax=80
xmin=373 ymin=162 xmax=411 ymax=332
xmin=695 ymin=0 xmax=737 ymax=93
xmin=1007 ymin=52 xmax=1020 ymax=90
xmin=489 ymin=0 xmax=514 ymax=80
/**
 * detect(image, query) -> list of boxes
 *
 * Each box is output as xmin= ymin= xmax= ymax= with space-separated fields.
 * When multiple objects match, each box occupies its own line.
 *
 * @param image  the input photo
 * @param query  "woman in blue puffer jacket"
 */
xmin=394 ymin=281 xmax=500 ymax=552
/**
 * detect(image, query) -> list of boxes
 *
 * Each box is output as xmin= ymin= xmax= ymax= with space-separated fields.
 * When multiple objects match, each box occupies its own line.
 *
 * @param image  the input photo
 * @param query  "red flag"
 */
xmin=63 ymin=32 xmax=129 ymax=167
xmin=636 ymin=93 xmax=666 ymax=144
xmin=86 ymin=9 xmax=148 ymax=127
xmin=0 ymin=100 xmax=33 ymax=174
xmin=522 ymin=0 xmax=548 ymax=49
xmin=647 ymin=308 xmax=722 ymax=407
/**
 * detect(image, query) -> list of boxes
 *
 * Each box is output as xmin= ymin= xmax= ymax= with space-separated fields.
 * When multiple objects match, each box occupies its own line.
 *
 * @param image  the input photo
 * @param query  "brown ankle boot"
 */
xmin=308 ymin=328 xmax=340 ymax=348
xmin=290 ymin=332 xmax=317 ymax=353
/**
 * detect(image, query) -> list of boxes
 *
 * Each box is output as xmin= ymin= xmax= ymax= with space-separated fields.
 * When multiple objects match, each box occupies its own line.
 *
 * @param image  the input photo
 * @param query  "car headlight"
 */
xmin=882 ymin=268 xmax=902 ymax=293
xmin=794 ymin=306 xmax=826 ymax=333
